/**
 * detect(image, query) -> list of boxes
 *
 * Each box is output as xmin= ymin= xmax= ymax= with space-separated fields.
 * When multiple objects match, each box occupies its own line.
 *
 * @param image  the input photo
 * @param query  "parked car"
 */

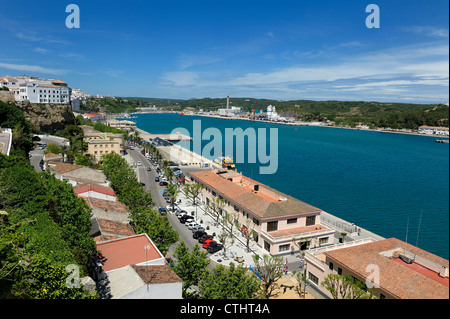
xmin=177 ymin=212 xmax=187 ymax=219
xmin=155 ymin=176 xmax=160 ymax=182
xmin=198 ymin=234 xmax=214 ymax=243
xmin=207 ymin=242 xmax=223 ymax=253
xmin=202 ymin=239 xmax=216 ymax=249
xmin=191 ymin=225 xmax=205 ymax=233
xmin=186 ymin=221 xmax=198 ymax=229
xmin=147 ymin=166 xmax=151 ymax=171
xmin=176 ymin=210 xmax=187 ymax=217
xmin=137 ymin=161 xmax=141 ymax=166
xmin=159 ymin=181 xmax=168 ymax=186
xmin=180 ymin=215 xmax=194 ymax=224
xmin=158 ymin=207 xmax=167 ymax=215
xmin=193 ymin=231 xmax=207 ymax=239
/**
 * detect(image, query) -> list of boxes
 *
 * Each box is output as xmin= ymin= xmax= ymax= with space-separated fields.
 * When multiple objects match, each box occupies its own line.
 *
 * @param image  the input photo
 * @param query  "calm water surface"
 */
xmin=130 ymin=113 xmax=449 ymax=259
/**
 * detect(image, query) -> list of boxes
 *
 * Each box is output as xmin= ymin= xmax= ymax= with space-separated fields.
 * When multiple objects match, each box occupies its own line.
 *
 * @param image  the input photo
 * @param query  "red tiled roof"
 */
xmin=85 ymin=197 xmax=128 ymax=212
xmin=131 ymin=265 xmax=182 ymax=284
xmin=47 ymin=161 xmax=83 ymax=174
xmin=96 ymin=218 xmax=135 ymax=237
xmin=96 ymin=234 xmax=165 ymax=272
xmin=73 ymin=184 xmax=116 ymax=197
xmin=189 ymin=170 xmax=321 ymax=219
xmin=324 ymin=238 xmax=449 ymax=299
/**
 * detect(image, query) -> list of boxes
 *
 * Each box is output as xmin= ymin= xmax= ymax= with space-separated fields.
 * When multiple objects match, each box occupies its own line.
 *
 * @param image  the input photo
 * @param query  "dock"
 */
xmin=135 ymin=128 xmax=192 ymax=142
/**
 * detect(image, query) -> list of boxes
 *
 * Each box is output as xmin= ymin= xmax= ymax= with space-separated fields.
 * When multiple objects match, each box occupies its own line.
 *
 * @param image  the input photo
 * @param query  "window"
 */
xmin=379 ymin=293 xmax=386 ymax=299
xmin=306 ymin=215 xmax=316 ymax=226
xmin=287 ymin=218 xmax=297 ymax=224
xmin=252 ymin=217 xmax=260 ymax=226
xmin=267 ymin=221 xmax=278 ymax=232
xmin=308 ymin=272 xmax=319 ymax=285
xmin=279 ymin=244 xmax=290 ymax=252
xmin=329 ymin=262 xmax=334 ymax=270
xmin=337 ymin=267 xmax=343 ymax=275
xmin=319 ymin=237 xmax=329 ymax=245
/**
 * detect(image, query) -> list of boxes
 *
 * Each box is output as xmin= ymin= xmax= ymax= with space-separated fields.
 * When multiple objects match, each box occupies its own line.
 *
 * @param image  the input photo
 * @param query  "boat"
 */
xmin=214 ymin=155 xmax=235 ymax=169
xmin=435 ymin=139 xmax=449 ymax=143
xmin=180 ymin=112 xmax=185 ymax=116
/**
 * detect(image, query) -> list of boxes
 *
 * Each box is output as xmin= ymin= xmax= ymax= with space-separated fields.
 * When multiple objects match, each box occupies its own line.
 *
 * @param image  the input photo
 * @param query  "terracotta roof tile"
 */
xmin=189 ymin=170 xmax=322 ymax=219
xmin=131 ymin=265 xmax=182 ymax=284
xmin=324 ymin=238 xmax=449 ymax=299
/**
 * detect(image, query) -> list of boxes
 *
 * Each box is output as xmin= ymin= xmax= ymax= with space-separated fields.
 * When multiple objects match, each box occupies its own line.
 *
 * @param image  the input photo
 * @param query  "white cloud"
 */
xmin=0 ymin=62 xmax=67 ymax=75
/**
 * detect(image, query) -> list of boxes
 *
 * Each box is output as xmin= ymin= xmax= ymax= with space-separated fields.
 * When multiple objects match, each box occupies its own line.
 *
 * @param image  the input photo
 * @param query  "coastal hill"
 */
xmin=122 ymin=96 xmax=449 ymax=130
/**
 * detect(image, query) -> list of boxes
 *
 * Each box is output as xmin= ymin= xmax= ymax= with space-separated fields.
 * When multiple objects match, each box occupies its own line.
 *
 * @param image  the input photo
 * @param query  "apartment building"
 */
xmin=188 ymin=169 xmax=335 ymax=256
xmin=305 ymin=237 xmax=449 ymax=299
xmin=84 ymin=131 xmax=125 ymax=161
xmin=1 ymin=75 xmax=71 ymax=104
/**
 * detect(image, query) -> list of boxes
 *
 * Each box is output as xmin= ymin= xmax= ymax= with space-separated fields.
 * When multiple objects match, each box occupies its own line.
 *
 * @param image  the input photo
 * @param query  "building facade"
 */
xmin=304 ymin=237 xmax=449 ymax=299
xmin=84 ymin=131 xmax=125 ymax=161
xmin=1 ymin=76 xmax=71 ymax=104
xmin=188 ymin=170 xmax=335 ymax=256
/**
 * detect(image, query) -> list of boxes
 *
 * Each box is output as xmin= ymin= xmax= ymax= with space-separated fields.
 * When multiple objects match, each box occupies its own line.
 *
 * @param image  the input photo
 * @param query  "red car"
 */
xmin=198 ymin=234 xmax=213 ymax=244
xmin=202 ymin=239 xmax=216 ymax=249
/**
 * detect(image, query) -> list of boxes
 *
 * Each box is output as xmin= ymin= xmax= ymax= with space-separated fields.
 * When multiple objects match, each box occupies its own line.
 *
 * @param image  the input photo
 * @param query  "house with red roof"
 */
xmin=304 ymin=237 xmax=449 ymax=299
xmin=94 ymin=234 xmax=182 ymax=299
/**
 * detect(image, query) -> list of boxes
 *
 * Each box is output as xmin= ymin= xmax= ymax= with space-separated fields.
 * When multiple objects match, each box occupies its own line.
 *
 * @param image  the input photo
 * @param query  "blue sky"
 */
xmin=0 ymin=0 xmax=448 ymax=103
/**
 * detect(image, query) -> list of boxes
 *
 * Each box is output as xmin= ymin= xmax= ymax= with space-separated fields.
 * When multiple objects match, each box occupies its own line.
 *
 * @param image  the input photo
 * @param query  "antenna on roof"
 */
xmin=415 ymin=210 xmax=423 ymax=247
xmin=404 ymin=217 xmax=409 ymax=254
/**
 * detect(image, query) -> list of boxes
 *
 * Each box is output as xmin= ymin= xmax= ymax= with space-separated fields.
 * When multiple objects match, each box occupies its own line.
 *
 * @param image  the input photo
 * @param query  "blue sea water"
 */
xmin=130 ymin=113 xmax=449 ymax=259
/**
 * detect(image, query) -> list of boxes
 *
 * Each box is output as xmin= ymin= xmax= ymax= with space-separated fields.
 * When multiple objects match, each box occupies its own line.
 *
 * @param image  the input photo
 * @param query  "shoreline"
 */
xmin=130 ymin=111 xmax=449 ymax=139
xmin=135 ymin=124 xmax=389 ymax=254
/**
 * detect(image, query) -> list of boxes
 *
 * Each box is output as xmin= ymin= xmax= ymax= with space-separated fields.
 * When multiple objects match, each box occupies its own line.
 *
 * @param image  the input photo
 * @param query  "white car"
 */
xmin=137 ymin=161 xmax=141 ymax=166
xmin=192 ymin=225 xmax=205 ymax=233
xmin=177 ymin=212 xmax=187 ymax=219
xmin=186 ymin=221 xmax=198 ymax=229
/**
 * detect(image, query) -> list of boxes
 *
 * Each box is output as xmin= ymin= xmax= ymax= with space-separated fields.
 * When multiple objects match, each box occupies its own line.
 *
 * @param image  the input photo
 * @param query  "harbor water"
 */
xmin=129 ymin=113 xmax=449 ymax=259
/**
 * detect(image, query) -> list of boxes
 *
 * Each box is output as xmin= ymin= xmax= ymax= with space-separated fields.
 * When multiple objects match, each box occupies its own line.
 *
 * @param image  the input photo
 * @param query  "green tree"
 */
xmin=199 ymin=263 xmax=260 ymax=299
xmin=251 ymin=254 xmax=284 ymax=299
xmin=321 ymin=273 xmax=376 ymax=299
xmin=172 ymin=242 xmax=210 ymax=298
xmin=11 ymin=254 xmax=96 ymax=299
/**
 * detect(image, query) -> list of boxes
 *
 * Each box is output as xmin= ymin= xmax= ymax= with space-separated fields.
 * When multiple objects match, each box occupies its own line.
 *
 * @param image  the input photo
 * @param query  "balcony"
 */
xmin=261 ymin=223 xmax=334 ymax=244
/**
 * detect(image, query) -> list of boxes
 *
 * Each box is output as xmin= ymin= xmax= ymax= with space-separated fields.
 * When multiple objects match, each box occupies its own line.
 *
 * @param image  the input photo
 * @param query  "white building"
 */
xmin=266 ymin=105 xmax=279 ymax=121
xmin=0 ymin=76 xmax=71 ymax=104
xmin=418 ymin=126 xmax=449 ymax=136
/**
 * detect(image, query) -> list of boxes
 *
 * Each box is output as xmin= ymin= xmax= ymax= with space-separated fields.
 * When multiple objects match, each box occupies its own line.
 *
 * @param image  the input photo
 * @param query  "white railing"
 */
xmin=260 ymin=223 xmax=335 ymax=243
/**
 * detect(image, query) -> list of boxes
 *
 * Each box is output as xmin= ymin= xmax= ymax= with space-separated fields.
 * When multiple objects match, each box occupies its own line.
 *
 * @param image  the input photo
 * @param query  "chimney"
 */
xmin=227 ymin=96 xmax=229 ymax=109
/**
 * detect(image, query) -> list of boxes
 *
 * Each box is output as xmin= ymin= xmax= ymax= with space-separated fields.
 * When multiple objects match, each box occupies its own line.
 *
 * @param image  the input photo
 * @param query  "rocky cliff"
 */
xmin=13 ymin=101 xmax=76 ymax=133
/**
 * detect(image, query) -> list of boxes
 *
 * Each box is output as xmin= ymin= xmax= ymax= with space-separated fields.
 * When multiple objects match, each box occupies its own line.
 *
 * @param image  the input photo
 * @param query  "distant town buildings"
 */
xmin=107 ymin=119 xmax=137 ymax=131
xmin=1 ymin=75 xmax=71 ymax=104
xmin=418 ymin=126 xmax=449 ymax=136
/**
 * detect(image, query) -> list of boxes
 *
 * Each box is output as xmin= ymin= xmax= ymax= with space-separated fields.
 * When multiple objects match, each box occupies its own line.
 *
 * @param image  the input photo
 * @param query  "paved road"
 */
xmin=29 ymin=135 xmax=68 ymax=172
xmin=126 ymin=147 xmax=212 ymax=265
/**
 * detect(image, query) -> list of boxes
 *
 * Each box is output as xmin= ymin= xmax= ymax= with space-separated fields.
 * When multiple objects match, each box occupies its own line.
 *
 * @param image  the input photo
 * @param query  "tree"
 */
xmin=251 ymin=254 xmax=284 ymax=299
xmin=321 ymin=273 xmax=376 ymax=299
xmin=172 ymin=242 xmax=209 ymax=298
xmin=166 ymin=184 xmax=179 ymax=211
xmin=205 ymin=196 xmax=225 ymax=225
xmin=292 ymin=270 xmax=307 ymax=299
xmin=199 ymin=263 xmax=260 ymax=299
xmin=185 ymin=183 xmax=204 ymax=206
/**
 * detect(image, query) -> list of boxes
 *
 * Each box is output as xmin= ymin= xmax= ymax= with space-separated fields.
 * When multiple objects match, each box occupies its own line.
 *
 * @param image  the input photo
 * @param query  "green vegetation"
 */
xmin=0 ymin=153 xmax=97 ymax=298
xmin=199 ymin=263 xmax=261 ymax=299
xmin=100 ymin=152 xmax=178 ymax=255
xmin=82 ymin=97 xmax=152 ymax=113
xmin=0 ymin=101 xmax=34 ymax=155
xmin=321 ymin=273 xmax=376 ymax=299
